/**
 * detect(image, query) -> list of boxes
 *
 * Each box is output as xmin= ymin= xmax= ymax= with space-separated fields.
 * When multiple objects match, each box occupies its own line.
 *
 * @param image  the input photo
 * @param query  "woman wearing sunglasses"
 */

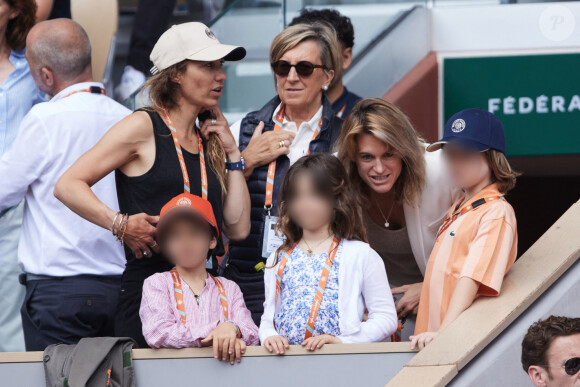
xmin=226 ymin=22 xmax=344 ymax=324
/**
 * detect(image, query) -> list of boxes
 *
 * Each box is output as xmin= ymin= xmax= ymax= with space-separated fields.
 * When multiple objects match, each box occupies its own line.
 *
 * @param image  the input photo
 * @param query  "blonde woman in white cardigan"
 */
xmin=259 ymin=153 xmax=397 ymax=353
xmin=335 ymin=99 xmax=461 ymax=340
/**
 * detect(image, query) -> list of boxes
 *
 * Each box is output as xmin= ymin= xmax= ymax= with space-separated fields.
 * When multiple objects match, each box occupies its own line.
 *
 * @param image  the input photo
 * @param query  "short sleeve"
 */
xmin=459 ymin=204 xmax=517 ymax=296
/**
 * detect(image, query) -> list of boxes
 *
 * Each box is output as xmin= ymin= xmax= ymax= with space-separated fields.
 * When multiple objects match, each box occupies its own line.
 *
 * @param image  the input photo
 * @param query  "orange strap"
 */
xmin=437 ymin=196 xmax=505 ymax=239
xmin=390 ymin=318 xmax=406 ymax=342
xmin=335 ymin=104 xmax=346 ymax=119
xmin=274 ymin=237 xmax=340 ymax=340
xmin=170 ymin=267 xmax=229 ymax=325
xmin=264 ymin=104 xmax=322 ymax=211
xmin=60 ymin=86 xmax=106 ymax=99
xmin=162 ymin=110 xmax=208 ymax=199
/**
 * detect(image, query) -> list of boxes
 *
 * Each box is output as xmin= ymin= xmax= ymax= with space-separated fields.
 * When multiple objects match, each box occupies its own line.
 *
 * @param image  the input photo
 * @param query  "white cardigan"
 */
xmin=403 ymin=148 xmax=462 ymax=275
xmin=259 ymin=240 xmax=398 ymax=344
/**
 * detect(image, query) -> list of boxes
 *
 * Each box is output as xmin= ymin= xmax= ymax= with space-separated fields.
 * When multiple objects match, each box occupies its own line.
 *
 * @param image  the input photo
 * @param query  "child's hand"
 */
xmin=201 ymin=321 xmax=240 ymax=363
xmin=302 ymin=334 xmax=341 ymax=351
xmin=409 ymin=331 xmax=438 ymax=350
xmin=264 ymin=335 xmax=290 ymax=355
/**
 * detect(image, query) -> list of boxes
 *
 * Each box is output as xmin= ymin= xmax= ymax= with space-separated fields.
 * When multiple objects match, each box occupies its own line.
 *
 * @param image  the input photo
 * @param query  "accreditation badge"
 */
xmin=261 ymin=215 xmax=285 ymax=258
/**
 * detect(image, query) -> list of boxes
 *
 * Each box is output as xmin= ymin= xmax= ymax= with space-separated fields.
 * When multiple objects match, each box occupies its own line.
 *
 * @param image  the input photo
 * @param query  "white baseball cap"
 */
xmin=149 ymin=22 xmax=246 ymax=75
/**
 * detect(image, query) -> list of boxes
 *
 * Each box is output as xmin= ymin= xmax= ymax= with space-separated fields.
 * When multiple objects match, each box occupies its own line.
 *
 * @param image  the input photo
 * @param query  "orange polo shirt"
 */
xmin=414 ymin=183 xmax=517 ymax=334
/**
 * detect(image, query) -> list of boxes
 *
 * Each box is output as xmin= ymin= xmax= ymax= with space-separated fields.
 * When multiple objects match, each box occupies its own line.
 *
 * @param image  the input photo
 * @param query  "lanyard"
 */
xmin=170 ymin=267 xmax=229 ymax=325
xmin=264 ymin=104 xmax=323 ymax=213
xmin=60 ymin=86 xmax=106 ymax=100
xmin=335 ymin=104 xmax=346 ymax=119
xmin=436 ymin=196 xmax=505 ymax=239
xmin=162 ymin=110 xmax=208 ymax=199
xmin=274 ymin=236 xmax=340 ymax=340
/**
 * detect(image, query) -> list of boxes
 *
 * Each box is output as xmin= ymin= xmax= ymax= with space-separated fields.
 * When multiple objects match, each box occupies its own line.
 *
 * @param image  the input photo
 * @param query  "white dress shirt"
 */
xmin=0 ymin=82 xmax=131 ymax=276
xmin=230 ymin=103 xmax=323 ymax=165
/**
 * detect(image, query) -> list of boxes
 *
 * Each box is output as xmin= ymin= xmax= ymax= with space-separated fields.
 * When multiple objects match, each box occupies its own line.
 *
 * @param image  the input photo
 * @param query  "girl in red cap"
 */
xmin=139 ymin=193 xmax=258 ymax=364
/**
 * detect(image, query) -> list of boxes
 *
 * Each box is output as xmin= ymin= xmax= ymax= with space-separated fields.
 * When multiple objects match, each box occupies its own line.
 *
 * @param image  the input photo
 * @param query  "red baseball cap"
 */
xmin=157 ymin=193 xmax=219 ymax=239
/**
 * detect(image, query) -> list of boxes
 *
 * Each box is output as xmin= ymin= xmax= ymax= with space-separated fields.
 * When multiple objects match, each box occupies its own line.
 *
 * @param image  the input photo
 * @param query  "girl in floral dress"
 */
xmin=259 ymin=153 xmax=398 ymax=354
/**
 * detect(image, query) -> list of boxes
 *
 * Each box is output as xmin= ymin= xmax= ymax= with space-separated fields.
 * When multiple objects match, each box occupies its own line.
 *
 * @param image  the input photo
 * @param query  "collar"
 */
xmin=451 ymin=182 xmax=502 ymax=215
xmin=272 ymin=102 xmax=323 ymax=131
xmin=9 ymin=49 xmax=27 ymax=68
xmin=51 ymin=81 xmax=105 ymax=102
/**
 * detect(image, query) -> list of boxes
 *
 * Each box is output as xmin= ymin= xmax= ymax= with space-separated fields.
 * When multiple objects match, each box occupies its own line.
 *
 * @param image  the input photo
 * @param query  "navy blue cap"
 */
xmin=427 ymin=108 xmax=506 ymax=153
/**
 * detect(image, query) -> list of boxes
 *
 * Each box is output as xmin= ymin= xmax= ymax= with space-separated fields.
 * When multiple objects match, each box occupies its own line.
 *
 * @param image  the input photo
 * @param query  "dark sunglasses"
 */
xmin=563 ymin=357 xmax=580 ymax=376
xmin=271 ymin=60 xmax=325 ymax=77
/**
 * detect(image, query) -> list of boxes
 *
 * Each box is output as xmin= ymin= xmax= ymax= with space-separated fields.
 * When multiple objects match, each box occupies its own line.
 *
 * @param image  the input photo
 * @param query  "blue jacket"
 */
xmin=228 ymin=95 xmax=343 ymax=272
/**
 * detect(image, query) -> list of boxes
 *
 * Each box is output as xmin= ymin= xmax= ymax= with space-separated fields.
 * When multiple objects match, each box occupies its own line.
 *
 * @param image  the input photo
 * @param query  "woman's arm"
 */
xmin=36 ymin=0 xmax=54 ymax=22
xmin=54 ymin=111 xmax=160 ymax=258
xmin=339 ymin=248 xmax=398 ymax=343
xmin=140 ymin=275 xmax=219 ymax=348
xmin=198 ymin=108 xmax=250 ymax=241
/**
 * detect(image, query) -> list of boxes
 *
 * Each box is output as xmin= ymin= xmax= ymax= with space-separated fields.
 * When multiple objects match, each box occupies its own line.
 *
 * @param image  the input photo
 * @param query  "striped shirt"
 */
xmin=415 ymin=183 xmax=517 ymax=334
xmin=140 ymin=271 xmax=259 ymax=348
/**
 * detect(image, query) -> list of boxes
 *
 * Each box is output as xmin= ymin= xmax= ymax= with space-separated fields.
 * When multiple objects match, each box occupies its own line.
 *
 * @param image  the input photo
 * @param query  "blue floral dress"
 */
xmin=274 ymin=243 xmax=342 ymax=344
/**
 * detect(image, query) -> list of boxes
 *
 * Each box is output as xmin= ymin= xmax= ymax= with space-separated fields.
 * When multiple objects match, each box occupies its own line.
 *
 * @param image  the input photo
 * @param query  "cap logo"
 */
xmin=205 ymin=28 xmax=217 ymax=40
xmin=176 ymin=197 xmax=192 ymax=207
xmin=451 ymin=118 xmax=466 ymax=133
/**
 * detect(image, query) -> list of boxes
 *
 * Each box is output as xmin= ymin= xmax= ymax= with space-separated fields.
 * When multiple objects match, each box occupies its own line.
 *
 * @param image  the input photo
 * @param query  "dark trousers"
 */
xmin=224 ymin=264 xmax=265 ymax=326
xmin=21 ymin=275 xmax=121 ymax=351
xmin=127 ymin=0 xmax=177 ymax=74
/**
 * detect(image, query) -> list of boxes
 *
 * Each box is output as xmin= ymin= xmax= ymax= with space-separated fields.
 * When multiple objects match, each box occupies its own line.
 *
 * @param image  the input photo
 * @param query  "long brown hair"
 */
xmin=144 ymin=60 xmax=227 ymax=192
xmin=273 ymin=153 xmax=367 ymax=265
xmin=5 ymin=0 xmax=37 ymax=50
xmin=335 ymin=98 xmax=426 ymax=207
xmin=484 ymin=149 xmax=520 ymax=194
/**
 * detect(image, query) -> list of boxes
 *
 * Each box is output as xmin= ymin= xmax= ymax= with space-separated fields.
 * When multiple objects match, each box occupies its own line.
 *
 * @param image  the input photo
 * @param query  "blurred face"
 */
xmin=174 ymin=60 xmax=227 ymax=109
xmin=528 ymin=334 xmax=580 ymax=387
xmin=442 ymin=144 xmax=490 ymax=191
xmin=0 ymin=0 xmax=18 ymax=31
xmin=164 ymin=216 xmax=217 ymax=270
xmin=276 ymin=40 xmax=334 ymax=112
xmin=288 ymin=172 xmax=334 ymax=232
xmin=355 ymin=133 xmax=403 ymax=196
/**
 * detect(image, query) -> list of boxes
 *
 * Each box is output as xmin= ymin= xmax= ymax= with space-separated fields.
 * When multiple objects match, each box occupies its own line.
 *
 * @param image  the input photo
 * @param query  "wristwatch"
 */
xmin=226 ymin=156 xmax=245 ymax=171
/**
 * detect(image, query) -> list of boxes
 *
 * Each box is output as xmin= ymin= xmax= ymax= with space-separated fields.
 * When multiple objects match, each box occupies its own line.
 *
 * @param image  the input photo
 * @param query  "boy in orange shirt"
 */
xmin=410 ymin=108 xmax=519 ymax=350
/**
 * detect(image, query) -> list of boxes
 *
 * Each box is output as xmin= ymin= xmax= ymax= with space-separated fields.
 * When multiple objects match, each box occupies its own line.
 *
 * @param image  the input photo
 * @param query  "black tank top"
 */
xmin=115 ymin=109 xmax=224 ymax=279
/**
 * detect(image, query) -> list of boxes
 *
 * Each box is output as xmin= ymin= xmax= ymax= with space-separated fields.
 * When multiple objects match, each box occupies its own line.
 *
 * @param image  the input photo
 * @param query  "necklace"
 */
xmin=374 ymin=196 xmax=396 ymax=228
xmin=181 ymin=275 xmax=207 ymax=306
xmin=302 ymin=234 xmax=334 ymax=264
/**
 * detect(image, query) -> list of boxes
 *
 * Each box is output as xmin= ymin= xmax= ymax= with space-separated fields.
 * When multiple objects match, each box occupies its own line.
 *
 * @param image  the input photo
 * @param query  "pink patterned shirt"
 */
xmin=140 ymin=271 xmax=259 ymax=348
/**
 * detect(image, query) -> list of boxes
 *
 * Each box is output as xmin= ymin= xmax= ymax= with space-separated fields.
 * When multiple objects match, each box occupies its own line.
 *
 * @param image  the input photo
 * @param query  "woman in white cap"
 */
xmin=56 ymin=22 xmax=251 ymax=347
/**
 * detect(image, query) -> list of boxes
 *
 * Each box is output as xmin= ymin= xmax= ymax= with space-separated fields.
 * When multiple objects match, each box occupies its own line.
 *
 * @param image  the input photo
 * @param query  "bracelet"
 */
xmin=112 ymin=212 xmax=120 ymax=236
xmin=117 ymin=214 xmax=129 ymax=245
xmin=225 ymin=320 xmax=242 ymax=338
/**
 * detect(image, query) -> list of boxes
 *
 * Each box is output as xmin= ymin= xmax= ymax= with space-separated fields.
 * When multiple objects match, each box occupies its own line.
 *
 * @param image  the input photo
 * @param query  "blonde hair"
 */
xmin=269 ymin=22 xmax=341 ymax=90
xmin=484 ymin=149 xmax=520 ymax=194
xmin=335 ymin=98 xmax=426 ymax=207
xmin=144 ymin=60 xmax=227 ymax=192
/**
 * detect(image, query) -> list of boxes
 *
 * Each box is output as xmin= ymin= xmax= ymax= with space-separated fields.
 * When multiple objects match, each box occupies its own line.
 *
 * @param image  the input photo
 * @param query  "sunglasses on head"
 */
xmin=563 ymin=357 xmax=580 ymax=376
xmin=271 ymin=60 xmax=325 ymax=77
